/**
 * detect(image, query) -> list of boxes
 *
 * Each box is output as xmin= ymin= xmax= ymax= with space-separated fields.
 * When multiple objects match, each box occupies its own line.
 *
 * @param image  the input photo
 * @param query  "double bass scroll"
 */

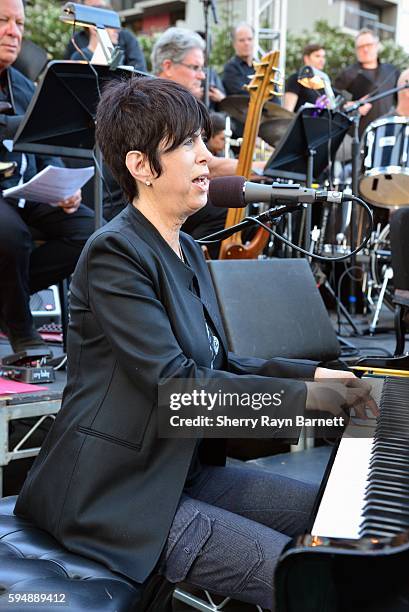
xmin=219 ymin=50 xmax=283 ymax=260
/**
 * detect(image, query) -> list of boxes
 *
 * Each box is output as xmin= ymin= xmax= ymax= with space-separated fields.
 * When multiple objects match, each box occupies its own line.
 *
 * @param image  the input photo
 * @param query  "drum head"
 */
xmin=360 ymin=170 xmax=409 ymax=208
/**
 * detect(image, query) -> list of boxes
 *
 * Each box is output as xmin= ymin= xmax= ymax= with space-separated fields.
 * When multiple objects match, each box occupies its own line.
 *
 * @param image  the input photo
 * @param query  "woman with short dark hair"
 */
xmin=15 ymin=76 xmax=372 ymax=610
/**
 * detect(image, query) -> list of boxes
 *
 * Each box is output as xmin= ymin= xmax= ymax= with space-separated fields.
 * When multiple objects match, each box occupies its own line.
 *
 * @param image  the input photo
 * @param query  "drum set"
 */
xmin=220 ymin=95 xmax=408 ymax=327
xmin=359 ymin=115 xmax=409 ymax=319
xmin=312 ymin=114 xmax=409 ymax=326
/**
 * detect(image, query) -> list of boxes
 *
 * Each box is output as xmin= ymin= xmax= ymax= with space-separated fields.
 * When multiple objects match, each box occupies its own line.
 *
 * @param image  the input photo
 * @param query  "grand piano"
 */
xmin=275 ymin=376 xmax=409 ymax=612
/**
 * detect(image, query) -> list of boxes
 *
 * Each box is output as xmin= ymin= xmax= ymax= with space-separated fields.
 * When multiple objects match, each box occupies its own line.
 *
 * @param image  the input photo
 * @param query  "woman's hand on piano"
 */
xmin=306 ymin=376 xmax=379 ymax=419
xmin=314 ymin=367 xmax=356 ymax=381
xmin=313 ymin=368 xmax=379 ymax=417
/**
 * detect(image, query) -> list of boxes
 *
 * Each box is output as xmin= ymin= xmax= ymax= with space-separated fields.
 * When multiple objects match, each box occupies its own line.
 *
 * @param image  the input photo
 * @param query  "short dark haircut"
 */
xmin=96 ymin=77 xmax=211 ymax=202
xmin=209 ymin=112 xmax=226 ymax=135
xmin=303 ymin=43 xmax=324 ymax=57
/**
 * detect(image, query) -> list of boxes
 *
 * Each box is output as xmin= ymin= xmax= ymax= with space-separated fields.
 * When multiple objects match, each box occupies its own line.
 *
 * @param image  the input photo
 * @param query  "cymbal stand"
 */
xmin=224 ymin=116 xmax=232 ymax=158
xmin=309 ymin=230 xmax=360 ymax=335
xmin=368 ymin=266 xmax=393 ymax=334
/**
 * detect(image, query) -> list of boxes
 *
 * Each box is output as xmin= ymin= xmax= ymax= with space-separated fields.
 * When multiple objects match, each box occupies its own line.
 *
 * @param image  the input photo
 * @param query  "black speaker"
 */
xmin=208 ymin=258 xmax=340 ymax=362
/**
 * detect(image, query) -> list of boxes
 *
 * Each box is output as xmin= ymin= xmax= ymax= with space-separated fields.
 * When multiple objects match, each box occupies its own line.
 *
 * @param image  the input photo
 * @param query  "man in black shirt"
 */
xmin=284 ymin=43 xmax=327 ymax=112
xmin=222 ymin=23 xmax=255 ymax=96
xmin=334 ymin=28 xmax=399 ymax=137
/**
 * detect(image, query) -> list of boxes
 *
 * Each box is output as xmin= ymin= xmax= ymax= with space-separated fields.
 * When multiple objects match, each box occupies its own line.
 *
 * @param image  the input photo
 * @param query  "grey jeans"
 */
xmin=158 ymin=464 xmax=318 ymax=610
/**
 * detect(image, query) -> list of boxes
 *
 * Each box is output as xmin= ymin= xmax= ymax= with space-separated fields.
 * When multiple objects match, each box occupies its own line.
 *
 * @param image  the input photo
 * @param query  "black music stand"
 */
xmin=264 ymin=105 xmax=351 ymax=182
xmin=264 ymin=105 xmax=351 ymax=250
xmin=13 ymin=60 xmax=147 ymax=228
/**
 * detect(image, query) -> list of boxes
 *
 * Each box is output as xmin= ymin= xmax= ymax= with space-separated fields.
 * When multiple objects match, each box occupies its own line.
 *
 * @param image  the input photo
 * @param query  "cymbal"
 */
xmin=258 ymin=119 xmax=292 ymax=147
xmin=219 ymin=95 xmax=294 ymax=123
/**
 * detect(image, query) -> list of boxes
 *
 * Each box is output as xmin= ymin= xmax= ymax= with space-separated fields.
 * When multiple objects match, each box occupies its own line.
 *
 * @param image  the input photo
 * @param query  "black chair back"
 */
xmin=208 ymin=258 xmax=340 ymax=362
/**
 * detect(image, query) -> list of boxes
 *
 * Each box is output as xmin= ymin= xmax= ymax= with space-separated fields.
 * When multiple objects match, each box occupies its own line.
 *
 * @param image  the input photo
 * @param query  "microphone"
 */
xmin=208 ymin=176 xmax=351 ymax=208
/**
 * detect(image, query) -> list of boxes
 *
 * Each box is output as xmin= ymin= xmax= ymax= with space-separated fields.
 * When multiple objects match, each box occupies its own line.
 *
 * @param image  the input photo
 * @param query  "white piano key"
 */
xmin=311 ymin=378 xmax=383 ymax=539
xmin=311 ymin=436 xmax=374 ymax=539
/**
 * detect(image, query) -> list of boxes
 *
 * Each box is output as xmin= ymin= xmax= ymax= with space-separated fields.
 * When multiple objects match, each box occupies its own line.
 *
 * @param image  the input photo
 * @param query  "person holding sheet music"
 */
xmin=0 ymin=0 xmax=94 ymax=355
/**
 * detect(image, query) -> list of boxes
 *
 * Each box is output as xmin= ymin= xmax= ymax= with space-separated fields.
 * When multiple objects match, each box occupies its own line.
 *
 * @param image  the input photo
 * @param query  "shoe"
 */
xmin=0 ymin=316 xmax=52 ymax=357
xmin=9 ymin=329 xmax=53 ymax=357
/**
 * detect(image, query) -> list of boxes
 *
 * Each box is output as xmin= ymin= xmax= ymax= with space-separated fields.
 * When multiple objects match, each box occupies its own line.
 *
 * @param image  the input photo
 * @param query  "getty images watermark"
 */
xmin=155 ymin=377 xmax=374 ymax=439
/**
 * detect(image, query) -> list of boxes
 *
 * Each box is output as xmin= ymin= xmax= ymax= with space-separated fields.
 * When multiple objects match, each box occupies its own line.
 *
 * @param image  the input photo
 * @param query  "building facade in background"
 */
xmin=113 ymin=0 xmax=409 ymax=53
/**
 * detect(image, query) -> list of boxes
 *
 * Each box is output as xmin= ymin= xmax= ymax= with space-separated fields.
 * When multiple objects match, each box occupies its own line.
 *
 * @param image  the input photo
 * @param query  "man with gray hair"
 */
xmin=334 ymin=28 xmax=399 ymax=136
xmin=152 ymin=27 xmax=225 ymax=104
xmin=152 ymin=27 xmax=205 ymax=99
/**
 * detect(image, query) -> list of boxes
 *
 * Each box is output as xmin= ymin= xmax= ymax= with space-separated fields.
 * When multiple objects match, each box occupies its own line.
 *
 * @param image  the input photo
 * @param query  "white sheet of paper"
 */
xmin=2 ymin=165 xmax=95 ymax=205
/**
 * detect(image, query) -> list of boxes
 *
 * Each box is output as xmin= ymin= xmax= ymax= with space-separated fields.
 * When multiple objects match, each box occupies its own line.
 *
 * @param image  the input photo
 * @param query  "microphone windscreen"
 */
xmin=208 ymin=176 xmax=246 ymax=208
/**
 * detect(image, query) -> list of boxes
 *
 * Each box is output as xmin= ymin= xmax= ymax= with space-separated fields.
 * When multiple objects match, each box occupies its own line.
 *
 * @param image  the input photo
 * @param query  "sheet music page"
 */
xmin=2 ymin=165 xmax=95 ymax=204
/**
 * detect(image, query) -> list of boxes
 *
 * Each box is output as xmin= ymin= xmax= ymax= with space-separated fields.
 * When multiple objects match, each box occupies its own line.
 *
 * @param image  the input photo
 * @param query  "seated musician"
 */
xmin=0 ymin=0 xmax=95 ymax=354
xmin=222 ymin=23 xmax=255 ymax=97
xmin=283 ymin=43 xmax=328 ymax=112
xmin=207 ymin=112 xmax=229 ymax=157
xmin=14 ymin=76 xmax=375 ymax=610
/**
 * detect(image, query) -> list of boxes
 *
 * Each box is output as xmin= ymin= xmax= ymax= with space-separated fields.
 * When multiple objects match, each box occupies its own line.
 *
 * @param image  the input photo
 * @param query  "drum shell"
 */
xmin=360 ymin=117 xmax=409 ymax=208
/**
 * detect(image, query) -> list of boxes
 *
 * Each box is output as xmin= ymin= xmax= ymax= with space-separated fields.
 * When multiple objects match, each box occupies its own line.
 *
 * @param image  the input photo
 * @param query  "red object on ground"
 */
xmin=0 ymin=377 xmax=48 ymax=395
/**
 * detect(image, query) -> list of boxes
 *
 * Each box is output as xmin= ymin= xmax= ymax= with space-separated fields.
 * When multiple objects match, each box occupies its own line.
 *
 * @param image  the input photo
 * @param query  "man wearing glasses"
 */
xmin=334 ymin=28 xmax=399 ymax=136
xmin=152 ymin=27 xmax=225 ymax=105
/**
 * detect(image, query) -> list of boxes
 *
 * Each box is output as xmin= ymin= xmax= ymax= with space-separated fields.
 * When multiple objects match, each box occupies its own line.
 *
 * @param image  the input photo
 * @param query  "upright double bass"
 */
xmin=219 ymin=50 xmax=282 ymax=260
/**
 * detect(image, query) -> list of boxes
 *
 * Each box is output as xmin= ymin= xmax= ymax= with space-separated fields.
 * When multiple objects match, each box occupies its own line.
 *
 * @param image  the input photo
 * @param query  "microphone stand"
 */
xmin=200 ymin=0 xmax=218 ymax=108
xmin=343 ymin=82 xmax=409 ymax=314
xmin=199 ymin=203 xmax=303 ymax=244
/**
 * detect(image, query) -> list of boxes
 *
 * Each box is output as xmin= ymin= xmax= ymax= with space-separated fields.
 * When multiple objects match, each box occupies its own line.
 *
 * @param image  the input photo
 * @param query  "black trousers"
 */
xmin=0 ymin=197 xmax=94 ymax=336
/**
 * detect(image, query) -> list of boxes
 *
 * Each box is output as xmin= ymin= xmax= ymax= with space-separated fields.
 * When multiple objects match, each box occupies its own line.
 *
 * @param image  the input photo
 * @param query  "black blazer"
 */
xmin=15 ymin=204 xmax=316 ymax=583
